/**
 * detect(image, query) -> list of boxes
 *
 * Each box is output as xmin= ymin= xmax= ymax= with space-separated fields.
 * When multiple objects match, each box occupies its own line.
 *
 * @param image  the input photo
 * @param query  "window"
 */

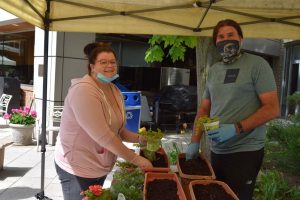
xmin=0 ymin=31 xmax=35 ymax=84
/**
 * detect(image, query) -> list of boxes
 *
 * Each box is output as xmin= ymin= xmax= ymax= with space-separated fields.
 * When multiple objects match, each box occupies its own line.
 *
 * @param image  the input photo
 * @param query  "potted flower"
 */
xmin=3 ymin=107 xmax=37 ymax=145
xmin=80 ymin=185 xmax=111 ymax=200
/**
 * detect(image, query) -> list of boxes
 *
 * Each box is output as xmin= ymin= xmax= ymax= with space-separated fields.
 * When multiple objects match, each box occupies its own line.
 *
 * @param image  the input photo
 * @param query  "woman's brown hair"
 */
xmin=83 ymin=42 xmax=117 ymax=75
xmin=212 ymin=19 xmax=243 ymax=46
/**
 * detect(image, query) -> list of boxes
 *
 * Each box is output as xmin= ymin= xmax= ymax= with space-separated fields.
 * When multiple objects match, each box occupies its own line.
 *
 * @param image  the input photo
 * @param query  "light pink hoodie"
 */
xmin=54 ymin=75 xmax=126 ymax=178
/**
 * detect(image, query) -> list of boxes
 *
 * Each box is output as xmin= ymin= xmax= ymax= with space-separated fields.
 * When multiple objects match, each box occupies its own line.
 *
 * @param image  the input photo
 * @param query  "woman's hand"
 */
xmin=131 ymin=155 xmax=153 ymax=168
xmin=138 ymin=135 xmax=147 ymax=146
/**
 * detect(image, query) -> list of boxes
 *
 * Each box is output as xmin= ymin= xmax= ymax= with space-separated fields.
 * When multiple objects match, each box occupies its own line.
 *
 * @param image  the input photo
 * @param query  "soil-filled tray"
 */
xmin=140 ymin=148 xmax=170 ymax=172
xmin=177 ymin=153 xmax=215 ymax=200
xmin=177 ymin=153 xmax=215 ymax=179
xmin=144 ymin=172 xmax=187 ymax=200
xmin=189 ymin=180 xmax=239 ymax=200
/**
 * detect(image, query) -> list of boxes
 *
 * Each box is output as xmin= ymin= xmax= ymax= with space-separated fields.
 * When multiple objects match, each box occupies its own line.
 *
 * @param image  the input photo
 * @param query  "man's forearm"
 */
xmin=240 ymin=104 xmax=279 ymax=132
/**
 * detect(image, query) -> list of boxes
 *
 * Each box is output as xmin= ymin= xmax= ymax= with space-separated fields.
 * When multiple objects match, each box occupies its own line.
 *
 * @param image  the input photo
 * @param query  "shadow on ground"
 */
xmin=0 ymin=167 xmax=31 ymax=181
xmin=0 ymin=186 xmax=40 ymax=200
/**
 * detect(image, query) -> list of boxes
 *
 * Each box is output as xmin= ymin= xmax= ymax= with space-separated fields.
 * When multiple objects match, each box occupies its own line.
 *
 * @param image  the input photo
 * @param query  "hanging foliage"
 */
xmin=145 ymin=35 xmax=197 ymax=63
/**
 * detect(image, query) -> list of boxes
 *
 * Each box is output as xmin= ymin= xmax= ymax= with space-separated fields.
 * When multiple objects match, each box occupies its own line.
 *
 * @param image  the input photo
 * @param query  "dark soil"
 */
xmin=193 ymin=184 xmax=235 ymax=200
xmin=147 ymin=179 xmax=179 ymax=200
xmin=179 ymin=157 xmax=211 ymax=175
xmin=141 ymin=150 xmax=168 ymax=167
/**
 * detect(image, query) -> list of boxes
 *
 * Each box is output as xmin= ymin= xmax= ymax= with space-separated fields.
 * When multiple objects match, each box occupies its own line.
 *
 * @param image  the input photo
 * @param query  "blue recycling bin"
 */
xmin=122 ymin=91 xmax=141 ymax=133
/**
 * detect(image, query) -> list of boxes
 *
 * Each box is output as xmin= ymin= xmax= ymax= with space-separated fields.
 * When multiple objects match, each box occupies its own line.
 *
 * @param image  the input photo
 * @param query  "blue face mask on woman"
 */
xmin=96 ymin=73 xmax=119 ymax=83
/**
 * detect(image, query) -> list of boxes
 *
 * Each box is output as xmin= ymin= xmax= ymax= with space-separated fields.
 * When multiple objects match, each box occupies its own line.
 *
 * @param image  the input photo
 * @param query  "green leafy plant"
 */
xmin=168 ymin=142 xmax=181 ymax=165
xmin=145 ymin=35 xmax=197 ymax=63
xmin=139 ymin=128 xmax=164 ymax=152
xmin=287 ymin=92 xmax=300 ymax=105
xmin=195 ymin=115 xmax=219 ymax=135
xmin=111 ymin=169 xmax=144 ymax=200
xmin=4 ymin=107 xmax=37 ymax=125
xmin=80 ymin=185 xmax=111 ymax=200
xmin=115 ymin=161 xmax=137 ymax=170
xmin=254 ymin=170 xmax=300 ymax=200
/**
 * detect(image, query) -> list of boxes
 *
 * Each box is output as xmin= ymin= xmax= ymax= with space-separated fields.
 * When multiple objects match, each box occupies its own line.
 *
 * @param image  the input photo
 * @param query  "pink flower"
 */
xmin=24 ymin=106 xmax=30 ymax=114
xmin=21 ymin=112 xmax=27 ymax=117
xmin=31 ymin=110 xmax=37 ymax=118
xmin=11 ymin=109 xmax=19 ymax=113
xmin=3 ymin=113 xmax=11 ymax=119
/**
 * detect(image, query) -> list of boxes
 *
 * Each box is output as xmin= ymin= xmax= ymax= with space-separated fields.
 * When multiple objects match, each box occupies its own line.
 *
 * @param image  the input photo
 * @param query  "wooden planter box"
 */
xmin=141 ymin=147 xmax=170 ymax=173
xmin=177 ymin=153 xmax=216 ymax=200
xmin=189 ymin=180 xmax=239 ymax=200
xmin=144 ymin=172 xmax=187 ymax=200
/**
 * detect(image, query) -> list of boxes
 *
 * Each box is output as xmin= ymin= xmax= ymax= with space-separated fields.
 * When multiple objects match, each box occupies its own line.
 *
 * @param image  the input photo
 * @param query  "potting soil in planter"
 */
xmin=193 ymin=184 xmax=236 ymax=200
xmin=179 ymin=157 xmax=211 ymax=175
xmin=141 ymin=150 xmax=168 ymax=167
xmin=147 ymin=179 xmax=179 ymax=200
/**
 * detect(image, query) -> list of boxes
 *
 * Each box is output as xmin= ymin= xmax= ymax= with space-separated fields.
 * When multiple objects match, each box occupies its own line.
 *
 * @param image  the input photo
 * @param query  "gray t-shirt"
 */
xmin=203 ymin=53 xmax=277 ymax=154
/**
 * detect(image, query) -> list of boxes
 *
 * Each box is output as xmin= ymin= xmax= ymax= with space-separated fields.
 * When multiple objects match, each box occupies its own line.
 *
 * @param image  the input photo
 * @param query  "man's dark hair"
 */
xmin=212 ymin=19 xmax=243 ymax=46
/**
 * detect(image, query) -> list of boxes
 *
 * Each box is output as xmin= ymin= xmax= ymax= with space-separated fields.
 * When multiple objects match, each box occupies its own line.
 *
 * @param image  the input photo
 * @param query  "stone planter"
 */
xmin=9 ymin=124 xmax=34 ymax=145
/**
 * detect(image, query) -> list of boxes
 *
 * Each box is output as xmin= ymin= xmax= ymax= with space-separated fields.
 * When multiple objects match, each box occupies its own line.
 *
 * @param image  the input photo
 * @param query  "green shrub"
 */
xmin=254 ymin=170 xmax=300 ymax=200
xmin=111 ymin=169 xmax=144 ymax=200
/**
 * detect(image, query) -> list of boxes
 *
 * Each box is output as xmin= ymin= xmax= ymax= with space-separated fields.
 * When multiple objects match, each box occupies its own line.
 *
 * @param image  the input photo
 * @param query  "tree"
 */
xmin=145 ymin=35 xmax=197 ymax=63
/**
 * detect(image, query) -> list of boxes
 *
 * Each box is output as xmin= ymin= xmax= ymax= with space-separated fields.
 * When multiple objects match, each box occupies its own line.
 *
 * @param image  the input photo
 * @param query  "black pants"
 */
xmin=211 ymin=148 xmax=264 ymax=200
xmin=55 ymin=162 xmax=106 ymax=200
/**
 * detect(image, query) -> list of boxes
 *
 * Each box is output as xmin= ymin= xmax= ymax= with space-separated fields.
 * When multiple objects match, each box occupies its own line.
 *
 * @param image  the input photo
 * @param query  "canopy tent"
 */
xmin=0 ymin=0 xmax=299 ymax=199
xmin=1 ymin=0 xmax=300 ymax=39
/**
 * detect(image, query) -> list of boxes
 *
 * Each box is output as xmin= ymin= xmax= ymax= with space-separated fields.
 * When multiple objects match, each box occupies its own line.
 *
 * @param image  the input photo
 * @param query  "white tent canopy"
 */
xmin=0 ymin=0 xmax=300 ymax=39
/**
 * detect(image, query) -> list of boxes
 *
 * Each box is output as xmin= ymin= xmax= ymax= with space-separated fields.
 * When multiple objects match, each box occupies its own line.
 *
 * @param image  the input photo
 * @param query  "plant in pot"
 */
xmin=81 ymin=185 xmax=111 ymax=200
xmin=4 ymin=107 xmax=37 ymax=145
xmin=139 ymin=128 xmax=169 ymax=172
xmin=115 ymin=161 xmax=137 ymax=172
xmin=287 ymin=91 xmax=300 ymax=116
xmin=110 ymin=168 xmax=144 ymax=200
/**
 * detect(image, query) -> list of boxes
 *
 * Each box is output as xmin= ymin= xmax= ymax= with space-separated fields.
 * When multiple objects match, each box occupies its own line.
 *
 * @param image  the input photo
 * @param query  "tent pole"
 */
xmin=35 ymin=0 xmax=52 ymax=199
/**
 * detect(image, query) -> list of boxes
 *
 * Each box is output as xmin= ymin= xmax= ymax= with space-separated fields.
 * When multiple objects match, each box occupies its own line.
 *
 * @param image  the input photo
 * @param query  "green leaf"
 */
xmin=168 ymin=45 xmax=186 ymax=62
xmin=145 ymin=45 xmax=164 ymax=63
xmin=183 ymin=36 xmax=197 ymax=48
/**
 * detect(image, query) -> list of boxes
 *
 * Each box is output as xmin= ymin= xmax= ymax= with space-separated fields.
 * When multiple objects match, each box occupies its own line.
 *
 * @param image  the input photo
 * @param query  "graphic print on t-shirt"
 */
xmin=224 ymin=68 xmax=240 ymax=84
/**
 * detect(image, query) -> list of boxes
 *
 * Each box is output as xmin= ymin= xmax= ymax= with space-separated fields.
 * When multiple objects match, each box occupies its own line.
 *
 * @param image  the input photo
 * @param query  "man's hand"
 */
xmin=185 ymin=142 xmax=200 ymax=160
xmin=207 ymin=124 xmax=237 ymax=143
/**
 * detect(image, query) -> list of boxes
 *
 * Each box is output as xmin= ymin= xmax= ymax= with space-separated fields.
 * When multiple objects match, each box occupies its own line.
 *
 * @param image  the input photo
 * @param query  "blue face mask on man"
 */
xmin=96 ymin=73 xmax=119 ymax=83
xmin=216 ymin=40 xmax=241 ymax=64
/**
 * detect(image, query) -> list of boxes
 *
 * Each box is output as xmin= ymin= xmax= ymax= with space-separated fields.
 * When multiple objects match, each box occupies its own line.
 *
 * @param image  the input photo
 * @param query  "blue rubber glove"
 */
xmin=207 ymin=124 xmax=237 ymax=143
xmin=185 ymin=142 xmax=200 ymax=160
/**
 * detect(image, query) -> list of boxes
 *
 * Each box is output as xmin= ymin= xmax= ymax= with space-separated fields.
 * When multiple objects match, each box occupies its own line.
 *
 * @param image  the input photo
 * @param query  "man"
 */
xmin=186 ymin=19 xmax=280 ymax=200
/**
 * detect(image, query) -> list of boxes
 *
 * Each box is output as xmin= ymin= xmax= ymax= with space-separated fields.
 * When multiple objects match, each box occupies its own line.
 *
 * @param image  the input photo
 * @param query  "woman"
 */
xmin=54 ymin=42 xmax=152 ymax=200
